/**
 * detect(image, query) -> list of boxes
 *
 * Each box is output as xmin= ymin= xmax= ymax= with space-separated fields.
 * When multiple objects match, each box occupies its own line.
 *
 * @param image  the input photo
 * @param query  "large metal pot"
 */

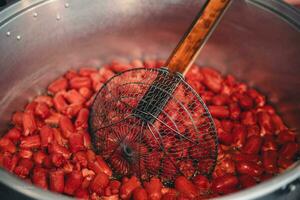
xmin=0 ymin=0 xmax=299 ymax=199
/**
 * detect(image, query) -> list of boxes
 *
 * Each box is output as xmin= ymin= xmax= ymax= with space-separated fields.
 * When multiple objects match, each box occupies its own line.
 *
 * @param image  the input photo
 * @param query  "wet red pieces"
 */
xmin=0 ymin=60 xmax=298 ymax=199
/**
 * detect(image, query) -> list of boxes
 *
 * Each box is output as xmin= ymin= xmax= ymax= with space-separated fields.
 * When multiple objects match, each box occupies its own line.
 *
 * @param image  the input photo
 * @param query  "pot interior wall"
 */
xmin=0 ymin=0 xmax=299 ymax=135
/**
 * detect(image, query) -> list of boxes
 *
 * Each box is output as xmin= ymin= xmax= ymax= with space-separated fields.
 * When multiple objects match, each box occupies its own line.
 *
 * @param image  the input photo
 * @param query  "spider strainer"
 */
xmin=89 ymin=0 xmax=231 ymax=184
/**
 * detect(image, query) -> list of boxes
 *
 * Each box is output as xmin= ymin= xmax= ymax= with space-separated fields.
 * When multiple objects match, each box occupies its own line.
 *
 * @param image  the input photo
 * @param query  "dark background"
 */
xmin=0 ymin=0 xmax=6 ymax=7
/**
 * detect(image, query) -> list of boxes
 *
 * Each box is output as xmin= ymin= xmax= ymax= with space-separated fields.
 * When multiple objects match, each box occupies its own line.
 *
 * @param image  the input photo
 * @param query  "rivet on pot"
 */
xmin=56 ymin=14 xmax=61 ymax=21
xmin=289 ymin=184 xmax=296 ymax=192
xmin=64 ymin=3 xmax=69 ymax=8
xmin=33 ymin=12 xmax=38 ymax=18
xmin=6 ymin=31 xmax=10 ymax=36
xmin=16 ymin=35 xmax=21 ymax=40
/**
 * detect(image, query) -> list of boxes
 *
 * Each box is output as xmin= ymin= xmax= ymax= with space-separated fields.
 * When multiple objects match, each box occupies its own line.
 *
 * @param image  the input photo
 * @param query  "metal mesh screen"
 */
xmin=89 ymin=68 xmax=218 ymax=184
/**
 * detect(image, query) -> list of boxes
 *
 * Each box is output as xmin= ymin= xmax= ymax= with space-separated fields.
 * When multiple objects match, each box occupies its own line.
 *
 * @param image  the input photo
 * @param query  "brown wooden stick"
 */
xmin=165 ymin=0 xmax=232 ymax=75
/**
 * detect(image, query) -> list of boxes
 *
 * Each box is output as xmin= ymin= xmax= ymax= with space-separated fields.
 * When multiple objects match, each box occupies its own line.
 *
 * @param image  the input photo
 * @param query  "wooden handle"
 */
xmin=165 ymin=0 xmax=231 ymax=75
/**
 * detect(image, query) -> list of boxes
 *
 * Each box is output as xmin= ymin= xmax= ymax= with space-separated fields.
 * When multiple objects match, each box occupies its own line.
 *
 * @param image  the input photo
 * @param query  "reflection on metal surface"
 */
xmin=0 ymin=0 xmax=299 ymax=200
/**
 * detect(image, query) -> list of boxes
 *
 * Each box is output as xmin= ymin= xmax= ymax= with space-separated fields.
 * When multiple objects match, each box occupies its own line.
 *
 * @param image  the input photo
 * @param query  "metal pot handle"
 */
xmin=246 ymin=0 xmax=300 ymax=30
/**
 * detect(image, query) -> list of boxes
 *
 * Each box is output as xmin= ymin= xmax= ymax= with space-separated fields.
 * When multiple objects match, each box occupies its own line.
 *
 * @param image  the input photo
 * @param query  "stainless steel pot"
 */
xmin=0 ymin=0 xmax=299 ymax=199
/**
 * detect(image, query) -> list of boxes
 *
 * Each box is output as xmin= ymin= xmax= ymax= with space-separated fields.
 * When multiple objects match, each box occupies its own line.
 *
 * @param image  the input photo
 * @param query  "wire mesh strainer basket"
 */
xmin=89 ymin=68 xmax=218 ymax=184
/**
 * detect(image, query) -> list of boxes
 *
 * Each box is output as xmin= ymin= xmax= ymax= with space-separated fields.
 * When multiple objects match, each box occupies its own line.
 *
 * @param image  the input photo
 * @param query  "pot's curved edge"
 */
xmin=247 ymin=0 xmax=300 ymax=31
xmin=0 ymin=0 xmax=51 ymax=27
xmin=0 ymin=0 xmax=299 ymax=200
xmin=0 ymin=0 xmax=299 ymax=32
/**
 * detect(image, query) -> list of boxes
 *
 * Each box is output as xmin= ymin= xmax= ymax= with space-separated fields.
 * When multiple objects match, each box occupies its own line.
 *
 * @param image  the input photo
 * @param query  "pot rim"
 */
xmin=246 ymin=0 xmax=300 ymax=30
xmin=0 ymin=0 xmax=299 ymax=200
